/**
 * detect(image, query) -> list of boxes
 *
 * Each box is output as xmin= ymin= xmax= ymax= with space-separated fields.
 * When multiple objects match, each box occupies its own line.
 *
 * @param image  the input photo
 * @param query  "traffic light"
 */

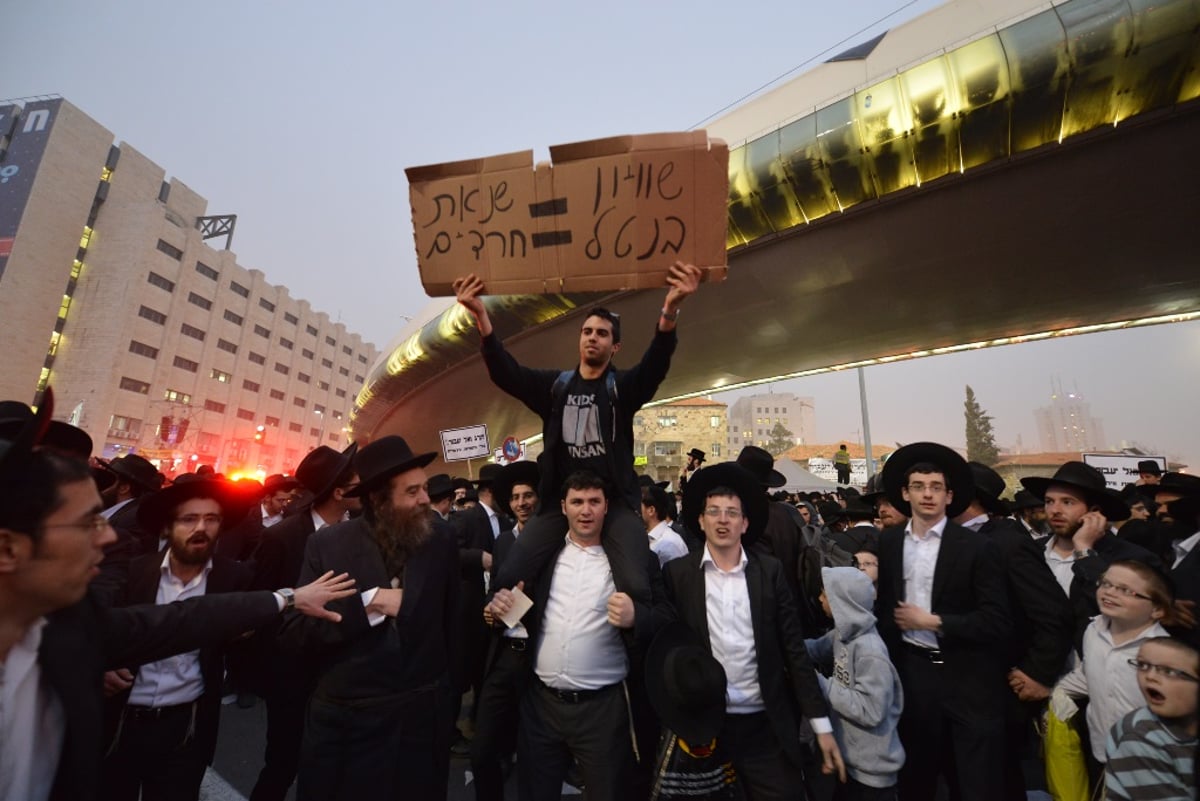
xmin=254 ymin=425 xmax=266 ymax=444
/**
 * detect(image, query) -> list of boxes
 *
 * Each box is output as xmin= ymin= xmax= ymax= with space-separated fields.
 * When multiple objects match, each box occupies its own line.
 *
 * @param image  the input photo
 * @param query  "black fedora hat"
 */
xmin=0 ymin=399 xmax=93 ymax=459
xmin=0 ymin=386 xmax=55 ymax=507
xmin=735 ymin=446 xmax=786 ymax=489
xmin=294 ymin=443 xmax=358 ymax=500
xmin=1011 ymin=489 xmax=1044 ymax=511
xmin=637 ymin=473 xmax=671 ymax=490
xmin=644 ymin=621 xmax=727 ymax=746
xmin=474 ymin=463 xmax=503 ymax=487
xmin=104 ymin=454 xmax=165 ymax=494
xmin=1020 ymin=461 xmax=1130 ymax=521
xmin=967 ymin=462 xmax=1009 ymax=516
xmin=492 ymin=461 xmax=540 ymax=514
xmin=137 ymin=475 xmax=250 ymax=534
xmin=834 ymin=496 xmax=877 ymax=521
xmin=686 ymin=448 xmax=706 ymax=463
xmin=1140 ymin=472 xmax=1200 ymax=501
xmin=1136 ymin=460 xmax=1163 ymax=477
xmin=348 ymin=436 xmax=436 ymax=497
xmin=682 ymin=462 xmax=768 ymax=547
xmin=426 ymin=473 xmax=455 ymax=502
xmin=881 ymin=442 xmax=974 ymax=518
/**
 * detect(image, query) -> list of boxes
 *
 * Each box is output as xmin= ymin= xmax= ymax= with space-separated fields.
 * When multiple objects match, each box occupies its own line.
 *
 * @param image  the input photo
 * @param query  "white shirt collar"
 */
xmin=960 ymin=512 xmax=989 ymax=531
xmin=905 ymin=516 xmax=948 ymax=541
xmin=159 ymin=551 xmax=214 ymax=584
xmin=700 ymin=543 xmax=748 ymax=573
xmin=101 ymin=497 xmax=134 ymax=519
xmin=647 ymin=520 xmax=672 ymax=542
xmin=1174 ymin=530 xmax=1200 ymax=565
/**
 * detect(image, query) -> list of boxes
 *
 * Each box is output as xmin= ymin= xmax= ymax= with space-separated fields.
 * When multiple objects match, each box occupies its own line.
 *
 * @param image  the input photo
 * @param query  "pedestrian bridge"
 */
xmin=351 ymin=0 xmax=1200 ymax=465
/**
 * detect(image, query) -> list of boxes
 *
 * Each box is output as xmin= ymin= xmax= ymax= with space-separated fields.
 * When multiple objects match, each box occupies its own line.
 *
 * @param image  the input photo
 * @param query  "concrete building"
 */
xmin=726 ymin=392 xmax=815 ymax=453
xmin=0 ymin=97 xmax=377 ymax=478
xmin=632 ymin=397 xmax=728 ymax=485
xmin=1033 ymin=379 xmax=1107 ymax=453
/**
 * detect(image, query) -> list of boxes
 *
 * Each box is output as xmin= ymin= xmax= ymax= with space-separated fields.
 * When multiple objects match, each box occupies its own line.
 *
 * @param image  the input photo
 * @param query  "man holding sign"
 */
xmin=454 ymin=260 xmax=700 ymax=607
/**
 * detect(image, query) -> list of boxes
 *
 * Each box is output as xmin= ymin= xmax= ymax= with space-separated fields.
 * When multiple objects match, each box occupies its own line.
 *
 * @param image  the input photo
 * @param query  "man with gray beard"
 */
xmin=281 ymin=436 xmax=461 ymax=801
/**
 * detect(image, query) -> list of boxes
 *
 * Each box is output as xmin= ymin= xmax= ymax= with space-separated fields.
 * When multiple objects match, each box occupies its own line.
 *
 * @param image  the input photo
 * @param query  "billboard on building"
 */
xmin=0 ymin=98 xmax=64 ymax=280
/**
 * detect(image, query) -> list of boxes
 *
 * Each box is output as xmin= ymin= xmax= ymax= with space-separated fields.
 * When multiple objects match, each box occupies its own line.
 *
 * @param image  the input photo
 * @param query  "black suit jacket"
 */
xmin=662 ymin=548 xmax=828 ymax=767
xmin=254 ymin=506 xmax=319 ymax=591
xmin=279 ymin=515 xmax=463 ymax=697
xmin=105 ymin=553 xmax=255 ymax=763
xmin=876 ymin=521 xmax=1011 ymax=717
xmin=1170 ymin=541 xmax=1200 ymax=619
xmin=43 ymin=589 xmax=281 ymax=801
xmin=92 ymin=498 xmax=151 ymax=605
xmin=216 ymin=503 xmax=268 ymax=562
xmin=978 ymin=518 xmax=1073 ymax=687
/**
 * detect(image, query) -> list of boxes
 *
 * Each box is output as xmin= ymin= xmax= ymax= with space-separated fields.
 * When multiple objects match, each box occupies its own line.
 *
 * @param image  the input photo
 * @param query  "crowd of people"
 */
xmin=1 ymin=262 xmax=1197 ymax=801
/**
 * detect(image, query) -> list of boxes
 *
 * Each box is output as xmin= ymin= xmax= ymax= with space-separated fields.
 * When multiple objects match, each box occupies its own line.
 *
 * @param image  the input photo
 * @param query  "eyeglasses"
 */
xmin=906 ymin=482 xmax=946 ymax=494
xmin=1127 ymin=658 xmax=1200 ymax=682
xmin=44 ymin=515 xmax=113 ymax=534
xmin=174 ymin=514 xmax=223 ymax=527
xmin=703 ymin=507 xmax=743 ymax=520
xmin=1096 ymin=578 xmax=1153 ymax=601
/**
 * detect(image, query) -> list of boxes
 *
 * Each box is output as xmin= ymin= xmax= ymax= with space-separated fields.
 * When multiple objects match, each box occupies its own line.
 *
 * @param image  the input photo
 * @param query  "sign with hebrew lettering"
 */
xmin=440 ymin=424 xmax=491 ymax=462
xmin=407 ymin=131 xmax=729 ymax=296
xmin=1082 ymin=453 xmax=1166 ymax=491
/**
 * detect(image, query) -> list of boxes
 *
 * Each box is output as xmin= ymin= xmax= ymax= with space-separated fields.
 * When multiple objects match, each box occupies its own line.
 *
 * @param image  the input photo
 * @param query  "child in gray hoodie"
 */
xmin=805 ymin=566 xmax=905 ymax=800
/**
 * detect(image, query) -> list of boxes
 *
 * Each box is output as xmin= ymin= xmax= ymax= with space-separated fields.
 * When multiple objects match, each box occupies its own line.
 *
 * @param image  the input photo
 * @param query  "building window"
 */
xmin=354 ymin=374 xmax=364 ymax=383
xmin=310 ymin=427 xmax=320 ymax=437
xmin=657 ymin=414 xmax=677 ymax=427
xmin=195 ymin=262 xmax=218 ymax=280
xmin=198 ymin=432 xmax=220 ymax=453
xmin=321 ymin=358 xmax=333 ymax=368
xmin=216 ymin=338 xmax=238 ymax=354
xmin=128 ymin=340 xmax=159 ymax=359
xmin=242 ymin=379 xmax=260 ymax=392
xmin=119 ymin=377 xmax=151 ymax=394
xmin=186 ymin=292 xmax=212 ymax=311
xmin=230 ymin=281 xmax=250 ymax=298
xmin=211 ymin=368 xmax=232 ymax=383
xmin=156 ymin=239 xmax=183 ymax=260
xmin=279 ymin=337 xmax=293 ymax=350
xmin=204 ymin=399 xmax=226 ymax=413
xmin=358 ymin=354 xmax=367 ymax=364
xmin=342 ymin=345 xmax=352 ymax=356
xmin=335 ymin=388 xmax=346 ymax=398
xmin=298 ymin=372 xmax=311 ymax=384
xmin=332 ymin=411 xmax=342 ymax=420
xmin=253 ymin=324 xmax=270 ymax=338
xmin=163 ymin=388 xmax=191 ymax=403
xmin=635 ymin=442 xmax=646 ymax=457
xmin=224 ymin=309 xmax=244 ymax=326
xmin=306 ymin=324 xmax=318 ymax=336
xmin=283 ymin=312 xmax=299 ymax=325
xmin=147 ymin=272 xmax=175 ymax=292
xmin=293 ymin=397 xmax=306 ymax=408
xmin=265 ymin=416 xmax=280 ymax=427
xmin=314 ymin=404 xmax=326 ymax=414
xmin=654 ymin=442 xmax=682 ymax=457
xmin=274 ymin=363 xmax=290 ymax=376
xmin=236 ymin=407 xmax=255 ymax=421
xmin=339 ymin=367 xmax=350 ymax=377
xmin=319 ymin=380 xmax=330 ymax=391
xmin=108 ymin=415 xmax=142 ymax=434
xmin=711 ymin=443 xmax=722 ymax=457
xmin=302 ymin=348 xmax=314 ymax=359
xmin=259 ymin=298 xmax=276 ymax=312
xmin=710 ymin=415 xmax=720 ymax=428
xmin=173 ymin=356 xmax=199 ymax=373
xmin=180 ymin=323 xmax=206 ymax=341
xmin=288 ymin=422 xmax=303 ymax=433
xmin=325 ymin=336 xmax=336 ymax=346
xmin=328 ymin=434 xmax=339 ymax=443
xmin=269 ymin=389 xmax=285 ymax=400
xmin=138 ymin=305 xmax=167 ymax=325
xmin=248 ymin=351 xmax=265 ymax=365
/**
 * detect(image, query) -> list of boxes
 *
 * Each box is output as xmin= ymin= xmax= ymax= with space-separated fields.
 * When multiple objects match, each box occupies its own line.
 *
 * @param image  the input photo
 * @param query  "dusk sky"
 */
xmin=6 ymin=0 xmax=1196 ymax=468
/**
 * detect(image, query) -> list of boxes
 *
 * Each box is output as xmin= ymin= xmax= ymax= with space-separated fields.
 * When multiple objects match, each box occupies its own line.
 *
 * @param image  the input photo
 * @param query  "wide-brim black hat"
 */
xmin=881 ymin=442 xmax=974 ymax=519
xmin=1011 ymin=489 xmax=1044 ymax=510
xmin=834 ymin=496 xmax=877 ymax=520
xmin=967 ymin=462 xmax=1009 ymax=516
xmin=347 ymin=435 xmax=436 ymax=497
xmin=103 ymin=454 xmax=165 ymax=494
xmin=0 ymin=387 xmax=55 ymax=505
xmin=426 ymin=473 xmax=455 ymax=502
xmin=1136 ymin=460 xmax=1163 ymax=477
xmin=137 ymin=475 xmax=252 ymax=534
xmin=644 ymin=621 xmax=727 ymax=746
xmin=1020 ymin=461 xmax=1130 ymax=521
xmin=686 ymin=448 xmax=707 ymax=463
xmin=474 ymin=463 xmax=503 ymax=487
xmin=0 ymin=399 xmax=93 ymax=459
xmin=637 ymin=473 xmax=671 ymax=490
xmin=493 ymin=461 xmax=540 ymax=514
xmin=735 ymin=446 xmax=786 ymax=489
xmin=263 ymin=473 xmax=303 ymax=495
xmin=682 ymin=462 xmax=768 ymax=547
xmin=1139 ymin=472 xmax=1200 ymax=503
xmin=295 ymin=442 xmax=358 ymax=500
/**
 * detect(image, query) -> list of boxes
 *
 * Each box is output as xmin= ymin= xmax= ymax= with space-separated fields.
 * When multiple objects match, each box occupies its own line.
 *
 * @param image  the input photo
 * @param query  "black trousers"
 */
xmin=834 ymin=781 xmax=896 ymax=801
xmin=720 ymin=712 xmax=805 ymax=801
xmin=298 ymin=685 xmax=448 ymax=801
xmin=249 ymin=684 xmax=308 ymax=801
xmin=836 ymin=465 xmax=851 ymax=485
xmin=518 ymin=680 xmax=634 ymax=801
xmin=491 ymin=504 xmax=651 ymax=605
xmin=469 ymin=640 xmax=531 ymax=801
xmin=101 ymin=702 xmax=209 ymax=801
xmin=1000 ymin=692 xmax=1045 ymax=801
xmin=895 ymin=648 xmax=1004 ymax=801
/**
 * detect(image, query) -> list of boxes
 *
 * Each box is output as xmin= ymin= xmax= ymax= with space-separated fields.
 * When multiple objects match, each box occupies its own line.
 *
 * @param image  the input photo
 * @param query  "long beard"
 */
xmin=369 ymin=500 xmax=433 ymax=584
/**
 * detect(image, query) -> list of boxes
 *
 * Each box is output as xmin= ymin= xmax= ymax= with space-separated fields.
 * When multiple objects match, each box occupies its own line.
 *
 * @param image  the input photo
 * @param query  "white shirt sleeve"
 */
xmin=361 ymin=587 xmax=387 ymax=627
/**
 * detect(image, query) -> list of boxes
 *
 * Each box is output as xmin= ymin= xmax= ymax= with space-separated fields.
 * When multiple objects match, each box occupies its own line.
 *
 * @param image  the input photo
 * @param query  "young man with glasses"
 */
xmin=875 ymin=443 xmax=1010 ymax=801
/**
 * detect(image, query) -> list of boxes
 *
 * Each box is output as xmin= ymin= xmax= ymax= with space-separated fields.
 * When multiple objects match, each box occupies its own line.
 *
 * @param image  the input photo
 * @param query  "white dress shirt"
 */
xmin=127 ymin=555 xmax=212 ymax=707
xmin=647 ymin=520 xmax=689 ymax=567
xmin=481 ymin=500 xmax=501 ymax=539
xmin=262 ymin=502 xmax=283 ymax=529
xmin=534 ymin=535 xmax=627 ymax=690
xmin=1173 ymin=530 xmax=1200 ymax=569
xmin=902 ymin=517 xmax=946 ymax=650
xmin=1044 ymin=537 xmax=1078 ymax=598
xmin=0 ymin=619 xmax=64 ymax=801
xmin=701 ymin=545 xmax=763 ymax=713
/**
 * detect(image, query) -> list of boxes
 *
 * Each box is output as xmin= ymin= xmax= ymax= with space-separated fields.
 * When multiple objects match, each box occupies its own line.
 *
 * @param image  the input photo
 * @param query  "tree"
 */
xmin=766 ymin=421 xmax=795 ymax=457
xmin=964 ymin=385 xmax=1000 ymax=466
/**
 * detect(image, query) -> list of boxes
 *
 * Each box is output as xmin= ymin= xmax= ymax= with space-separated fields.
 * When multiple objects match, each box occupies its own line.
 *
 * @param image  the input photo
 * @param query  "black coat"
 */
xmin=451 ymin=504 xmax=509 ymax=691
xmin=92 ymin=498 xmax=152 ymax=605
xmin=42 ymin=589 xmax=281 ymax=801
xmin=663 ymin=548 xmax=829 ymax=767
xmin=216 ymin=504 xmax=267 ymax=562
xmin=253 ymin=506 xmax=319 ymax=591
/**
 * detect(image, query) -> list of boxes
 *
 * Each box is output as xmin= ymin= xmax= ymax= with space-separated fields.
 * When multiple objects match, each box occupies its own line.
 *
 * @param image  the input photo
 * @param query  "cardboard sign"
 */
xmin=407 ymin=131 xmax=730 ymax=296
xmin=440 ymin=424 xmax=490 ymax=462
xmin=1082 ymin=453 xmax=1167 ymax=491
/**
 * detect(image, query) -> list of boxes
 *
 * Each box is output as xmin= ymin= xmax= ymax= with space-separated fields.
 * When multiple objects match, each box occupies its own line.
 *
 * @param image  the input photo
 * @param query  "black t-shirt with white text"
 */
xmin=558 ymin=372 xmax=612 ymax=485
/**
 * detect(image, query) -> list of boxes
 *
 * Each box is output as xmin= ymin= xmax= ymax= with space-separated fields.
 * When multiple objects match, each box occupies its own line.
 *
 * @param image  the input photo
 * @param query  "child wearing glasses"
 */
xmin=1055 ymin=560 xmax=1180 ymax=777
xmin=1105 ymin=636 xmax=1198 ymax=800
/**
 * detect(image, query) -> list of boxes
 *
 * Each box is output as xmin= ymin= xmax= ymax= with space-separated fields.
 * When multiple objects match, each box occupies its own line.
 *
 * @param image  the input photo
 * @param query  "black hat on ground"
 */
xmin=295 ymin=443 xmax=358 ymax=500
xmin=682 ymin=462 xmax=769 ymax=547
xmin=686 ymin=448 xmax=707 ymax=464
xmin=1020 ymin=461 xmax=1130 ymax=521
xmin=967 ymin=462 xmax=1009 ymax=516
xmin=1011 ymin=489 xmax=1044 ymax=511
xmin=103 ymin=454 xmax=165 ymax=494
xmin=347 ymin=436 xmax=436 ymax=497
xmin=1136 ymin=460 xmax=1163 ymax=477
xmin=493 ymin=461 xmax=540 ymax=512
xmin=137 ymin=475 xmax=251 ymax=534
xmin=735 ymin=446 xmax=786 ymax=489
xmin=881 ymin=442 xmax=974 ymax=519
xmin=426 ymin=473 xmax=455 ymax=502
xmin=644 ymin=621 xmax=727 ymax=746
xmin=0 ymin=399 xmax=93 ymax=459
